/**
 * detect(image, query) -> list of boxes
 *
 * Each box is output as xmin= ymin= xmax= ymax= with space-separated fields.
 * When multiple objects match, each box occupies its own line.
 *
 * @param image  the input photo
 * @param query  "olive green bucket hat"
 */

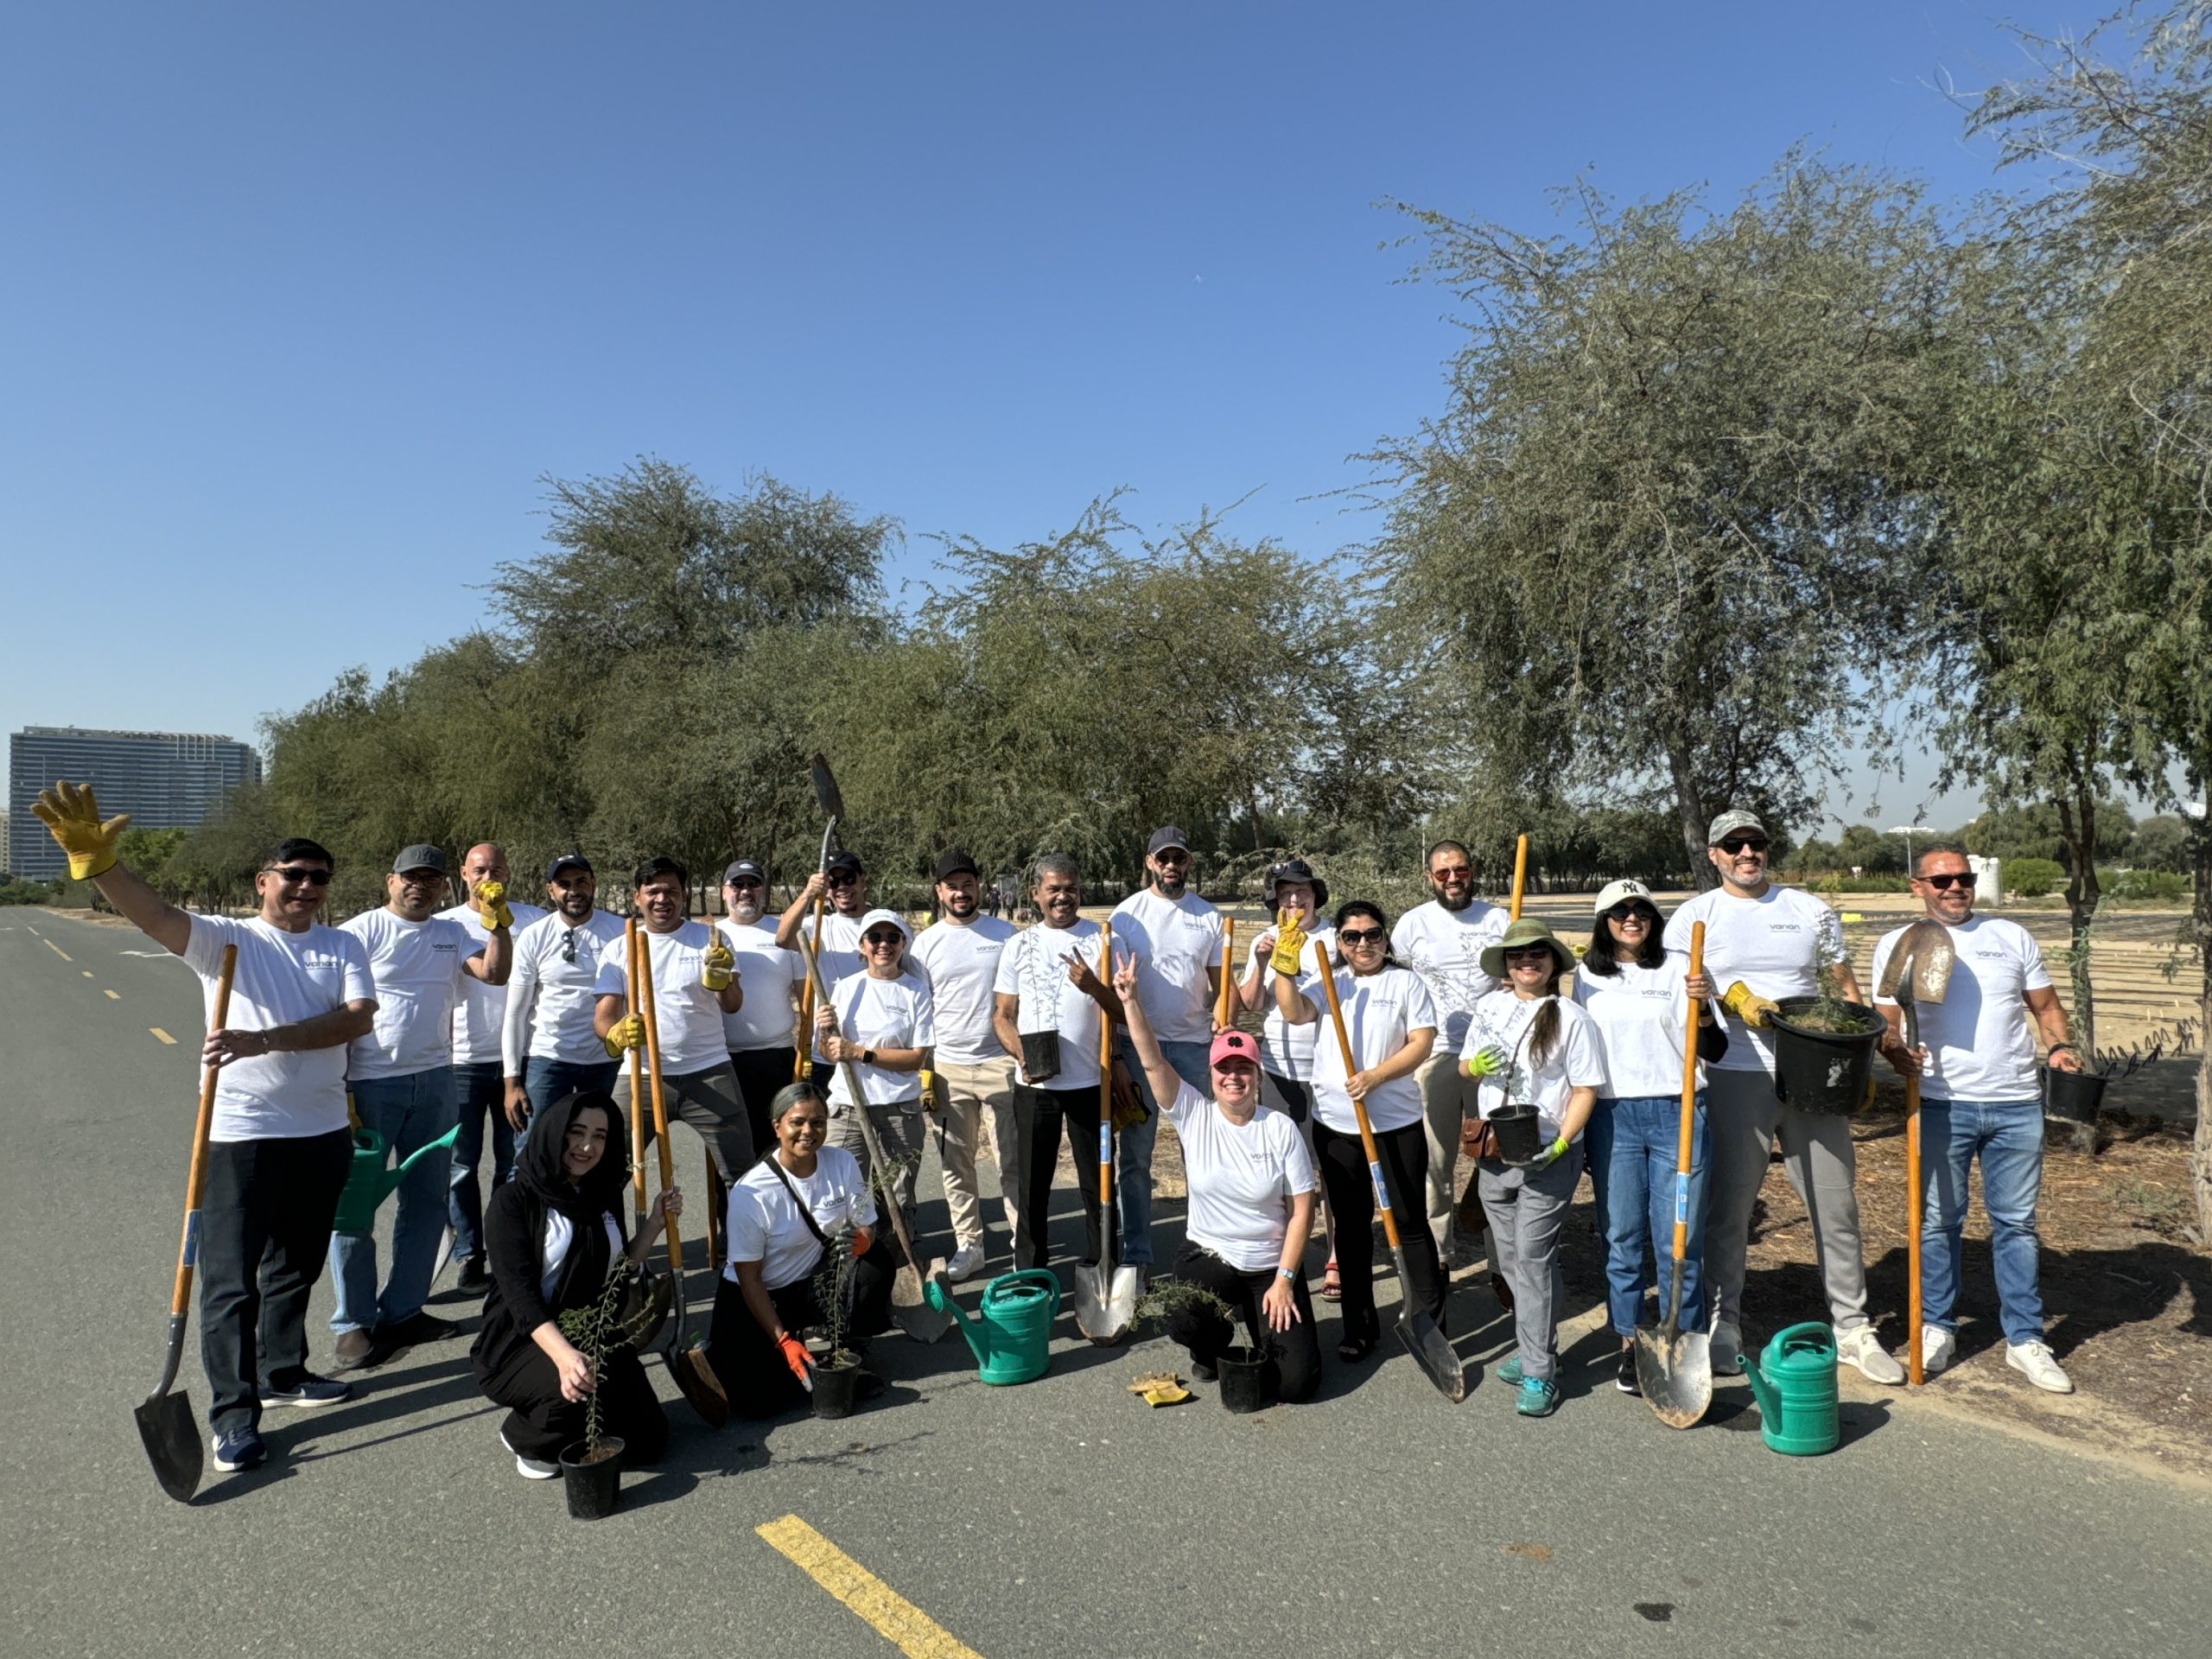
xmin=1479 ymin=917 xmax=1575 ymax=982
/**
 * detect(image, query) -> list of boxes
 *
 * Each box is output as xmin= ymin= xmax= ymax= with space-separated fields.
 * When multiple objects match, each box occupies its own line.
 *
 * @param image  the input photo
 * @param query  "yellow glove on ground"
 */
xmin=476 ymin=880 xmax=513 ymax=931
xmin=1720 ymin=982 xmax=1780 ymax=1029
xmin=701 ymin=940 xmax=734 ymax=991
xmin=1268 ymin=919 xmax=1308 ymax=977
xmin=603 ymin=1013 xmax=645 ymax=1057
xmin=31 ymin=781 xmax=129 ymax=880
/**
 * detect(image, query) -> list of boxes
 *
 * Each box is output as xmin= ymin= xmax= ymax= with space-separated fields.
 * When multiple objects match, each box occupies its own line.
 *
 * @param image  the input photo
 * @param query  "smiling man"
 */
xmin=716 ymin=857 xmax=803 ymax=1160
xmin=501 ymin=852 xmax=627 ymax=1141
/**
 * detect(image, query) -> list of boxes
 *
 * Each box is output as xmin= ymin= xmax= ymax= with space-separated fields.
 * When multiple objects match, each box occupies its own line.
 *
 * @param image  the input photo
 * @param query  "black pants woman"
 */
xmin=1309 ymin=1119 xmax=1445 ymax=1348
xmin=708 ymin=1248 xmax=895 ymax=1417
xmin=1167 ymin=1242 xmax=1323 ymax=1402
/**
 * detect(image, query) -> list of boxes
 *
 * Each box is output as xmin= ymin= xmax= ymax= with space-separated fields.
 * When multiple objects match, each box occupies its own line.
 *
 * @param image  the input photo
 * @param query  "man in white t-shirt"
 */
xmin=1390 ymin=838 xmax=1509 ymax=1265
xmin=34 ymin=785 xmax=376 ymax=1475
xmin=500 ymin=852 xmax=627 ymax=1137
xmin=594 ymin=856 xmax=752 ymax=1179
xmin=716 ymin=858 xmax=801 ymax=1160
xmin=1662 ymin=808 xmax=1897 ymax=1384
xmin=1872 ymin=842 xmax=2082 ymax=1393
xmin=437 ymin=842 xmax=545 ymax=1293
xmin=1110 ymin=825 xmax=1226 ymax=1274
xmin=776 ymin=848 xmax=874 ymax=1027
xmin=910 ymin=848 xmax=1019 ymax=1280
xmin=333 ymin=844 xmax=511 ymax=1369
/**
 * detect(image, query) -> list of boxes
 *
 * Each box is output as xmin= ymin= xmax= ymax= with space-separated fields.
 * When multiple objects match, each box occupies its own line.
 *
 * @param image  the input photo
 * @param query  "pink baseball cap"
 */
xmin=1210 ymin=1030 xmax=1261 ymax=1071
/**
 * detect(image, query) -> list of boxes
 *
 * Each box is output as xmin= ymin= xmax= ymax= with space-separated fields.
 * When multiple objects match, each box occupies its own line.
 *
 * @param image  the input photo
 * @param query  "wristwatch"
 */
xmin=1275 ymin=1266 xmax=1296 ymax=1282
xmin=861 ymin=1047 xmax=876 ymax=1066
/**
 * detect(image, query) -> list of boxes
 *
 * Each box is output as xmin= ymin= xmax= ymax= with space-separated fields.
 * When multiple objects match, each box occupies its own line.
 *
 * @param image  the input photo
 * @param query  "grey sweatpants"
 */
xmin=1478 ymin=1144 xmax=1582 ymax=1382
xmin=1418 ymin=1046 xmax=1480 ymax=1252
xmin=830 ymin=1097 xmax=927 ymax=1247
xmin=620 ymin=1060 xmax=753 ymax=1189
xmin=1701 ymin=1066 xmax=1870 ymax=1334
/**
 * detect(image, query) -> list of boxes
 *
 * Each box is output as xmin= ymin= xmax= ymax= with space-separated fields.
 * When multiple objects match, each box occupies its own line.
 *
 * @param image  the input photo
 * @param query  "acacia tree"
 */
xmin=1370 ymin=157 xmax=1950 ymax=884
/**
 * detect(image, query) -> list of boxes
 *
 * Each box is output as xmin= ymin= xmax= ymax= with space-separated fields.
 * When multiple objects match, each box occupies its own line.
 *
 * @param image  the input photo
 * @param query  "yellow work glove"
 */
xmin=476 ymin=880 xmax=513 ymax=932
xmin=701 ymin=940 xmax=734 ymax=991
xmin=1720 ymin=982 xmax=1780 ymax=1029
xmin=1268 ymin=918 xmax=1308 ymax=977
xmin=603 ymin=1013 xmax=645 ymax=1058
xmin=1464 ymin=1044 xmax=1508 ymax=1079
xmin=30 ymin=781 xmax=129 ymax=880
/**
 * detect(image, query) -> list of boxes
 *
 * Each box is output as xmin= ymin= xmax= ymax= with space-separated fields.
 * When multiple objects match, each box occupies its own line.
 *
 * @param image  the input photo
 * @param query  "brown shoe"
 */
xmin=330 ymin=1328 xmax=381 ymax=1373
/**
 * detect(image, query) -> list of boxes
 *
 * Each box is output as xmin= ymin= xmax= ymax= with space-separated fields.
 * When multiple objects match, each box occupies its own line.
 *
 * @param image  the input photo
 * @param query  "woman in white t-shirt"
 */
xmin=1271 ymin=899 xmax=1442 ymax=1363
xmin=1120 ymin=950 xmax=1322 ymax=1402
xmin=1462 ymin=918 xmax=1605 ymax=1418
xmin=815 ymin=907 xmax=935 ymax=1240
xmin=707 ymin=1081 xmax=894 ymax=1418
xmin=1570 ymin=880 xmax=1722 ymax=1396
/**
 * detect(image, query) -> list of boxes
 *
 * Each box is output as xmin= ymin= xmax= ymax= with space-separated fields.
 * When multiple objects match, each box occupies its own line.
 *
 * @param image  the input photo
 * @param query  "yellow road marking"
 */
xmin=756 ymin=1515 xmax=985 ymax=1659
xmin=104 ymin=989 xmax=120 ymax=1001
xmin=45 ymin=939 xmax=72 ymax=962
xmin=149 ymin=1027 xmax=176 ymax=1045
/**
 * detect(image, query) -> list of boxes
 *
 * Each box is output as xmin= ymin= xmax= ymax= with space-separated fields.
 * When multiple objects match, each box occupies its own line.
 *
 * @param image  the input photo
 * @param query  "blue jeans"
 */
xmin=1586 ymin=1093 xmax=1708 ymax=1337
xmin=1920 ymin=1096 xmax=2046 ymax=1345
xmin=447 ymin=1061 xmax=513 ymax=1262
xmin=1113 ymin=1037 xmax=1211 ymax=1268
xmin=519 ymin=1057 xmax=623 ymax=1150
xmin=331 ymin=1066 xmax=459 ymax=1333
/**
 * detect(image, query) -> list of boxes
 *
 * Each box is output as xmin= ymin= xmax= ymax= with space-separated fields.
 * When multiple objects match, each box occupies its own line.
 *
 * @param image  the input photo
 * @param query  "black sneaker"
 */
xmin=1616 ymin=1348 xmax=1640 ymax=1395
xmin=1190 ymin=1359 xmax=1218 ymax=1382
xmin=455 ymin=1255 xmax=490 ymax=1294
xmin=383 ymin=1310 xmax=461 ymax=1347
xmin=212 ymin=1429 xmax=266 ymax=1471
xmin=264 ymin=1374 xmax=351 ymax=1409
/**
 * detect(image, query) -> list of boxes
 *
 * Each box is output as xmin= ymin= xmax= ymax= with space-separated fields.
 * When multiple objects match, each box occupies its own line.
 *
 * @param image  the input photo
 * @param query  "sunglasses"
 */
xmin=726 ymin=877 xmax=765 ymax=890
xmin=269 ymin=866 xmax=333 ymax=886
xmin=825 ymin=872 xmax=860 ymax=887
xmin=862 ymin=932 xmax=904 ymax=948
xmin=1338 ymin=926 xmax=1386 ymax=946
xmin=1604 ymin=903 xmax=1655 ymax=924
xmin=561 ymin=929 xmax=581 ymax=964
xmin=1503 ymin=945 xmax=1556 ymax=963
xmin=1921 ymin=872 xmax=1976 ymax=891
xmin=1430 ymin=865 xmax=1473 ymax=882
xmin=1717 ymin=837 xmax=1769 ymax=855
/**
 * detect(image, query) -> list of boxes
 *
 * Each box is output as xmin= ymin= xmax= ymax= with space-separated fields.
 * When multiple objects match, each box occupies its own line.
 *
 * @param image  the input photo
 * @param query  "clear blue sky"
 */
xmin=1 ymin=2 xmax=2089 ymax=835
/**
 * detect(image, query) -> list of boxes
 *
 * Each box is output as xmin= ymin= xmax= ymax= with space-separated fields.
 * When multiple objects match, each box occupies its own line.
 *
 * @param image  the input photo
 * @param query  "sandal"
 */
xmin=1337 ymin=1332 xmax=1377 ymax=1363
xmin=1322 ymin=1258 xmax=1341 ymax=1302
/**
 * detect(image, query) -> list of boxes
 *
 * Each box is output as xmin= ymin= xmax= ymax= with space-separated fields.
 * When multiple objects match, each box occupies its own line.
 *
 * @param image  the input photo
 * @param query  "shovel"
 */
xmin=792 ymin=931 xmax=955 ymax=1343
xmin=1509 ymin=832 xmax=1529 ymax=921
xmin=1314 ymin=938 xmax=1466 ymax=1402
xmin=630 ymin=923 xmax=730 ymax=1425
xmin=796 ymin=752 xmax=845 ymax=1079
xmin=1636 ymin=920 xmax=1713 ymax=1427
xmin=1074 ymin=922 xmax=1140 ymax=1344
xmin=1878 ymin=918 xmax=1955 ymax=1387
xmin=137 ymin=943 xmax=236 ymax=1502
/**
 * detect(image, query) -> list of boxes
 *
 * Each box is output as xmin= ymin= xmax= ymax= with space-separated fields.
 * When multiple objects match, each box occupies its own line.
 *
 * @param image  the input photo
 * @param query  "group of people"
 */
xmin=30 ymin=780 xmax=2082 ymax=1486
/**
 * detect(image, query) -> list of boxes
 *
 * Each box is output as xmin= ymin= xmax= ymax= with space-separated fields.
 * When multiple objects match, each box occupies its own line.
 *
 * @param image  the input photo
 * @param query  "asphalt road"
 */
xmin=4 ymin=908 xmax=2209 ymax=1659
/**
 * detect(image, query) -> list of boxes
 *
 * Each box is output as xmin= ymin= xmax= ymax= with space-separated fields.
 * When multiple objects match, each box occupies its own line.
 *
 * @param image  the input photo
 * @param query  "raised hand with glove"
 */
xmin=1268 ymin=917 xmax=1308 ymax=977
xmin=701 ymin=938 xmax=735 ymax=991
xmin=30 ymin=781 xmax=130 ymax=880
xmin=602 ymin=1013 xmax=645 ymax=1058
xmin=1719 ymin=982 xmax=1780 ymax=1029
xmin=475 ymin=878 xmax=514 ymax=932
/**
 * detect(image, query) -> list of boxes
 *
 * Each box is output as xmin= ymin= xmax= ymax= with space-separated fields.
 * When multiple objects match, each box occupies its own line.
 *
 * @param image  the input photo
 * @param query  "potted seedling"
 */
xmin=1135 ymin=1279 xmax=1273 ymax=1413
xmin=556 ymin=1267 xmax=637 ymax=1520
xmin=1767 ymin=966 xmax=1886 ymax=1115
xmin=806 ymin=1226 xmax=866 ymax=1419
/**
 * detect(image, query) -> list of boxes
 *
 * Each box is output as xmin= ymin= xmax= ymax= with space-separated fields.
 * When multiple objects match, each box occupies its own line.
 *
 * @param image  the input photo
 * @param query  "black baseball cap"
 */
xmin=1147 ymin=825 xmax=1191 ymax=856
xmin=933 ymin=848 xmax=980 ymax=882
xmin=545 ymin=852 xmax=593 ymax=881
xmin=722 ymin=859 xmax=766 ymax=886
xmin=825 ymin=849 xmax=865 ymax=877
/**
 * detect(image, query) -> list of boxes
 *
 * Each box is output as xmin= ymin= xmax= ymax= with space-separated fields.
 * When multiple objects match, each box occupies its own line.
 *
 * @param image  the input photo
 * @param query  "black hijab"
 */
xmin=514 ymin=1090 xmax=632 ymax=1224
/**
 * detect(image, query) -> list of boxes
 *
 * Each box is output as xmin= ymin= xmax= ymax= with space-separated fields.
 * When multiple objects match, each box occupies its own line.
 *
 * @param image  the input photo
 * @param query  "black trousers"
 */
xmin=476 ymin=1341 xmax=669 ymax=1465
xmin=1016 ymin=1082 xmax=1104 ymax=1271
xmin=729 ymin=1046 xmax=798 ymax=1170
xmin=1310 ymin=1118 xmax=1446 ymax=1346
xmin=1169 ymin=1243 xmax=1323 ymax=1403
xmin=198 ymin=1128 xmax=352 ymax=1436
xmin=706 ymin=1243 xmax=896 ymax=1419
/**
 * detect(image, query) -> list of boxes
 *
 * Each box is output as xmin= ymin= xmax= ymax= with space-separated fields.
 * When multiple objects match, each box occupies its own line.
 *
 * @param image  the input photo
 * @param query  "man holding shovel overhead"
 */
xmin=33 ymin=785 xmax=376 ymax=1475
xmin=594 ymin=857 xmax=753 ymax=1180
xmin=1663 ymin=809 xmax=1900 ymax=1385
xmin=1872 ymin=842 xmax=2079 ymax=1394
xmin=332 ymin=845 xmax=512 ymax=1371
xmin=777 ymin=849 xmax=874 ymax=993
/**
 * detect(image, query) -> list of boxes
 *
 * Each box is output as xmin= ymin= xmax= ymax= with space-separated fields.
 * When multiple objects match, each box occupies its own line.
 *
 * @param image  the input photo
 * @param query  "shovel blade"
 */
xmin=666 ymin=1344 xmax=729 ymax=1427
xmin=1395 ymin=1310 xmax=1467 ymax=1402
xmin=809 ymin=753 xmax=844 ymax=820
xmin=1633 ymin=1325 xmax=1713 ymax=1429
xmin=135 ymin=1388 xmax=202 ymax=1503
xmin=889 ymin=1265 xmax=955 ymax=1343
xmin=1073 ymin=1264 xmax=1138 ymax=1344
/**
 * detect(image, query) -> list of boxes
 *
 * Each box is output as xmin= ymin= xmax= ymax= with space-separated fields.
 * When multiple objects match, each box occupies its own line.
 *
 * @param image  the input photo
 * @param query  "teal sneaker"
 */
xmin=1516 ymin=1376 xmax=1560 ymax=1418
xmin=1495 ymin=1356 xmax=1523 ymax=1385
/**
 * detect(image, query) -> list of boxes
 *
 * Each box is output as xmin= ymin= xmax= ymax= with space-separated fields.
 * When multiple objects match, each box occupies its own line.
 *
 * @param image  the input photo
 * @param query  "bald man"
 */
xmin=438 ymin=842 xmax=545 ymax=1291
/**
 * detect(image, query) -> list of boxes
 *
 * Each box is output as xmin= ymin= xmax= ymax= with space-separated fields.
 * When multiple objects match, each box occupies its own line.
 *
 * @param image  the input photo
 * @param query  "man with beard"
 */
xmin=1391 ymin=840 xmax=1508 ymax=1268
xmin=716 ymin=858 xmax=803 ymax=1161
xmin=911 ymin=849 xmax=1018 ymax=1279
xmin=776 ymin=848 xmax=872 ymax=995
xmin=501 ymin=853 xmax=627 ymax=1137
xmin=438 ymin=842 xmax=545 ymax=1292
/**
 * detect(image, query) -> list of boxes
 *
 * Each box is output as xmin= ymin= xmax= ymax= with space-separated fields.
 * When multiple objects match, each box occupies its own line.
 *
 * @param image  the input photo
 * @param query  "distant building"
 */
xmin=0 ymin=811 xmax=10 ymax=874
xmin=7 ymin=727 xmax=262 ymax=880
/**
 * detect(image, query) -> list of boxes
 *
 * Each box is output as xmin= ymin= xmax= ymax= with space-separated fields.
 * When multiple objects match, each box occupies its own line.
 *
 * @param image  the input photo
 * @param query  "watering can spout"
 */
xmin=332 ymin=1123 xmax=462 ymax=1236
xmin=925 ymin=1279 xmax=988 ymax=1367
xmin=1741 ymin=1347 xmax=1780 ymax=1423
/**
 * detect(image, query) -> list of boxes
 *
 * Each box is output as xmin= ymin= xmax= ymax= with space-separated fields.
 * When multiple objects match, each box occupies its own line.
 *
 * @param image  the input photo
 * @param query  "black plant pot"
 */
xmin=1217 ymin=1344 xmax=1274 ymax=1414
xmin=2043 ymin=1065 xmax=2107 ymax=1125
xmin=811 ymin=1352 xmax=863 ymax=1419
xmin=561 ymin=1436 xmax=625 ymax=1521
xmin=1769 ymin=997 xmax=1884 ymax=1116
xmin=1490 ymin=1103 xmax=1544 ymax=1166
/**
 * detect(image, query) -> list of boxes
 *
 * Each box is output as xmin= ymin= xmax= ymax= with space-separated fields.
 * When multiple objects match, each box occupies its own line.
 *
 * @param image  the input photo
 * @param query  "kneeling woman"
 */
xmin=709 ymin=1080 xmax=896 ymax=1417
xmin=474 ymin=1090 xmax=681 ymax=1478
xmin=1117 ymin=950 xmax=1322 ymax=1402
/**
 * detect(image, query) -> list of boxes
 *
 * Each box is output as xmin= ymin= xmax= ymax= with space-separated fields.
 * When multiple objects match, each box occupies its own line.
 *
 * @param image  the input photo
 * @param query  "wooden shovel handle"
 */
xmin=1510 ymin=834 xmax=1529 ymax=922
xmin=1214 ymin=919 xmax=1235 ymax=1029
xmin=1313 ymin=938 xmax=1402 ymax=1253
xmin=625 ymin=920 xmax=648 ymax=1219
xmin=1906 ymin=1072 xmax=1923 ymax=1386
xmin=796 ymin=890 xmax=828 ymax=1071
xmin=634 ymin=920 xmax=683 ymax=1269
xmin=1669 ymin=923 xmax=1704 ymax=1265
xmin=170 ymin=943 xmax=236 ymax=1317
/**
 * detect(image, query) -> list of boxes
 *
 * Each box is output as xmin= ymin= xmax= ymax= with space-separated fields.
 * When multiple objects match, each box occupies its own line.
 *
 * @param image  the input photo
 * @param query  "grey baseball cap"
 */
xmin=1706 ymin=809 xmax=1767 ymax=846
xmin=392 ymin=844 xmax=448 ymax=876
xmin=1147 ymin=825 xmax=1191 ymax=856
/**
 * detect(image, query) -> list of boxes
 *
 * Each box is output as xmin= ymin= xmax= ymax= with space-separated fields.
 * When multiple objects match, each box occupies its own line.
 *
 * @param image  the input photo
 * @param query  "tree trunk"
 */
xmin=1669 ymin=741 xmax=1714 ymax=892
xmin=2055 ymin=779 xmax=2102 ymax=1155
xmin=2191 ymin=807 xmax=2212 ymax=1246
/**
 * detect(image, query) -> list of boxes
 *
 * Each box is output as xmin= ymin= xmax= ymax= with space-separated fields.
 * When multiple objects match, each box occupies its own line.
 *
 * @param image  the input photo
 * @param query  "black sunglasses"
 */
xmin=1503 ymin=945 xmax=1556 ymax=962
xmin=725 ymin=876 xmax=765 ymax=889
xmin=269 ymin=866 xmax=333 ymax=887
xmin=825 ymin=871 xmax=861 ymax=887
xmin=862 ymin=931 xmax=904 ymax=948
xmin=1717 ymin=836 xmax=1769 ymax=855
xmin=1338 ymin=926 xmax=1386 ymax=946
xmin=1922 ymin=872 xmax=1976 ymax=891
xmin=1603 ymin=903 xmax=1656 ymax=924
xmin=561 ymin=929 xmax=580 ymax=964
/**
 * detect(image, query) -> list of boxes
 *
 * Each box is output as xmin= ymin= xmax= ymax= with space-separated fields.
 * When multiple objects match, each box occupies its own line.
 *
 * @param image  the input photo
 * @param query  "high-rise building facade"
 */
xmin=7 ymin=727 xmax=263 ymax=880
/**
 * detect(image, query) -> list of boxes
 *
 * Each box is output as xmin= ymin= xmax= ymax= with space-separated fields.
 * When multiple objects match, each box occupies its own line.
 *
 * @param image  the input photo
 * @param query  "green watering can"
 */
xmin=925 ymin=1269 xmax=1060 ymax=1386
xmin=331 ymin=1124 xmax=461 ymax=1237
xmin=1741 ymin=1320 xmax=1840 ymax=1456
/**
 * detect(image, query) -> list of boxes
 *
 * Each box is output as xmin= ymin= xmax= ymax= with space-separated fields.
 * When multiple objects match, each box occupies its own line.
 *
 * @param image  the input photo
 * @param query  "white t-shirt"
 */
xmin=820 ymin=970 xmax=934 ymax=1109
xmin=726 ymin=1145 xmax=878 ymax=1292
xmin=591 ymin=920 xmax=728 ymax=1073
xmin=1390 ymin=899 xmax=1508 ymax=1050
xmin=1464 ymin=989 xmax=1606 ymax=1143
xmin=437 ymin=899 xmax=544 ymax=1065
xmin=910 ymin=916 xmax=1016 ymax=1065
xmin=1871 ymin=915 xmax=2051 ymax=1102
xmin=502 ymin=910 xmax=628 ymax=1071
xmin=1251 ymin=922 xmax=1335 ymax=1082
xmin=340 ymin=909 xmax=485 ymax=1081
xmin=993 ymin=918 xmax=1111 ymax=1090
xmin=1664 ymin=885 xmax=1846 ymax=1074
xmin=1164 ymin=1082 xmax=1319 ymax=1271
xmin=717 ymin=918 xmax=804 ymax=1052
xmin=1572 ymin=957 xmax=1703 ymax=1101
xmin=540 ymin=1209 xmax=626 ymax=1300
xmin=796 ymin=909 xmax=868 ymax=998
xmin=181 ymin=913 xmax=377 ymax=1142
xmin=1111 ymin=887 xmax=1225 ymax=1045
xmin=1295 ymin=963 xmax=1437 ymax=1135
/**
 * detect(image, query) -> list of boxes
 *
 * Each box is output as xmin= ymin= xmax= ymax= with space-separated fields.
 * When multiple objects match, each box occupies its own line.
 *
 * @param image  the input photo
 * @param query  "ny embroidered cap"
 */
xmin=391 ymin=844 xmax=448 ymax=876
xmin=1593 ymin=877 xmax=1654 ymax=915
xmin=1209 ymin=1029 xmax=1262 ymax=1071
xmin=1706 ymin=808 xmax=1767 ymax=846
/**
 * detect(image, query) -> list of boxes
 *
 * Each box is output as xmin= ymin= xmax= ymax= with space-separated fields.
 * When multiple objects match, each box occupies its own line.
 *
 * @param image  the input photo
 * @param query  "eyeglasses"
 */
xmin=1717 ymin=836 xmax=1769 ymax=855
xmin=561 ymin=930 xmax=580 ymax=964
xmin=1338 ymin=926 xmax=1386 ymax=946
xmin=1922 ymin=872 xmax=1976 ymax=892
xmin=862 ymin=932 xmax=904 ymax=949
xmin=1430 ymin=865 xmax=1473 ymax=882
xmin=269 ymin=866 xmax=332 ymax=887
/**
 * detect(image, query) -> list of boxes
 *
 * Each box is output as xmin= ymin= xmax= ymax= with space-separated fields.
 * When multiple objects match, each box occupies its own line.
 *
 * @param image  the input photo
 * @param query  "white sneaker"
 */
xmin=2005 ymin=1340 xmax=2075 ymax=1394
xmin=1836 ymin=1323 xmax=1906 ymax=1386
xmin=1918 ymin=1325 xmax=1956 ymax=1376
xmin=944 ymin=1243 xmax=987 ymax=1282
xmin=1708 ymin=1319 xmax=1744 ymax=1376
xmin=502 ymin=1431 xmax=559 ymax=1479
